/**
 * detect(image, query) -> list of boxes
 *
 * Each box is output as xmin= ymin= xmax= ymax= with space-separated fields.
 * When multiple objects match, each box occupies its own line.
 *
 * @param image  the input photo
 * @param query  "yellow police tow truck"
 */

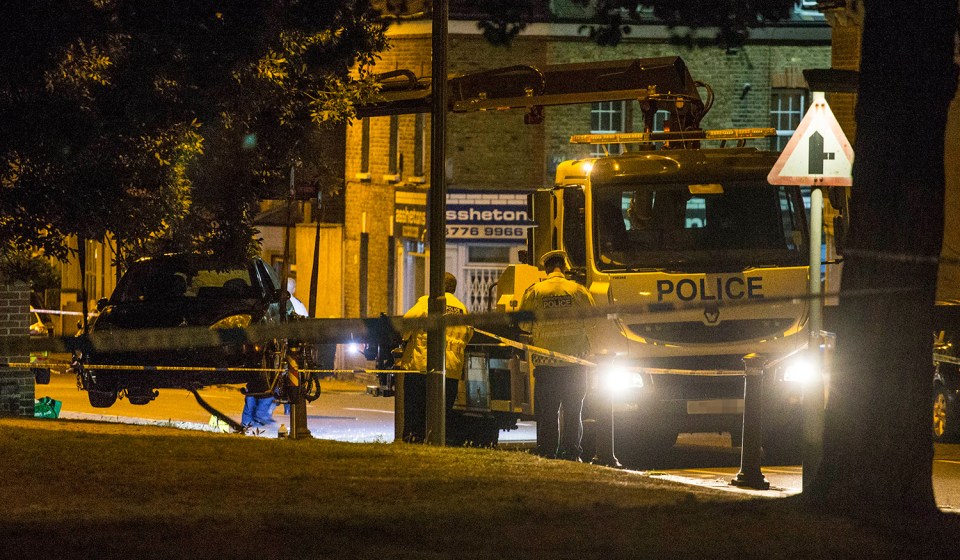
xmin=363 ymin=57 xmax=814 ymax=460
xmin=486 ymin=129 xmax=812 ymax=462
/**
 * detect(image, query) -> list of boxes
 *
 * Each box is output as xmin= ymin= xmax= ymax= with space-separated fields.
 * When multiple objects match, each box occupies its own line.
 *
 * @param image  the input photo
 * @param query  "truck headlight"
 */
xmin=599 ymin=363 xmax=644 ymax=395
xmin=783 ymin=358 xmax=817 ymax=384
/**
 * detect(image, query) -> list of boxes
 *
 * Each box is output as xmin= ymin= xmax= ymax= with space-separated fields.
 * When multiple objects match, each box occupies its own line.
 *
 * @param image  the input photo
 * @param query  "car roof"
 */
xmin=130 ymin=254 xmax=262 ymax=272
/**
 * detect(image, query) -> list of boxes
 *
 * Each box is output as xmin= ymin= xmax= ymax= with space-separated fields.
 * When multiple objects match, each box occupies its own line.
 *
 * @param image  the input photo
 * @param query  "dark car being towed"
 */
xmin=76 ymin=254 xmax=292 ymax=408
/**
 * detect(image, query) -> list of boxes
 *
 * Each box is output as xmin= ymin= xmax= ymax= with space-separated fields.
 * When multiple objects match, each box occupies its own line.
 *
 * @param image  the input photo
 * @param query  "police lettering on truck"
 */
xmin=655 ymin=276 xmax=764 ymax=302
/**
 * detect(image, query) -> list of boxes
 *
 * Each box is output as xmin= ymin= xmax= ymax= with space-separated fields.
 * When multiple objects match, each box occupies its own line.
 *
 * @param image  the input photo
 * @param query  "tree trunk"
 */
xmin=807 ymin=0 xmax=957 ymax=516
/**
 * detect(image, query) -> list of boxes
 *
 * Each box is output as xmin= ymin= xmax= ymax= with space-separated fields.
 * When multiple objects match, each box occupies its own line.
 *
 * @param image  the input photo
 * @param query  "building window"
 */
xmin=468 ymin=245 xmax=511 ymax=264
xmin=652 ymin=109 xmax=670 ymax=132
xmin=590 ymin=101 xmax=625 ymax=156
xmin=770 ymin=88 xmax=807 ymax=152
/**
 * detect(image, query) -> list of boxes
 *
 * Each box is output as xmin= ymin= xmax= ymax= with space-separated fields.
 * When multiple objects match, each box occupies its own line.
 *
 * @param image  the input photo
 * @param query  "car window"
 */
xmin=257 ymin=260 xmax=282 ymax=292
xmin=114 ymin=260 xmax=258 ymax=302
xmin=190 ymin=270 xmax=254 ymax=298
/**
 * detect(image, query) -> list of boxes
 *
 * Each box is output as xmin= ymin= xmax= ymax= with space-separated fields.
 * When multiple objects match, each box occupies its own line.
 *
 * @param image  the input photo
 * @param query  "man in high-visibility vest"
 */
xmin=520 ymin=250 xmax=596 ymax=461
xmin=399 ymin=272 xmax=474 ymax=443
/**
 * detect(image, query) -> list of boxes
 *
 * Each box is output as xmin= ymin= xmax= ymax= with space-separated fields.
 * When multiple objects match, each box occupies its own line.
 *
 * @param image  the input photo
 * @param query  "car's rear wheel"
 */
xmin=88 ymin=388 xmax=118 ymax=408
xmin=78 ymin=365 xmax=119 ymax=408
xmin=933 ymin=385 xmax=956 ymax=443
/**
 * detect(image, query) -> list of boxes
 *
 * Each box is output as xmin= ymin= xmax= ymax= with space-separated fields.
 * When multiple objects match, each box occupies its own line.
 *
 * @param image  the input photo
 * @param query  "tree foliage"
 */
xmin=376 ymin=1 xmax=798 ymax=49
xmin=582 ymin=0 xmax=799 ymax=49
xmin=472 ymin=0 xmax=799 ymax=49
xmin=0 ymin=0 xmax=387 ymax=269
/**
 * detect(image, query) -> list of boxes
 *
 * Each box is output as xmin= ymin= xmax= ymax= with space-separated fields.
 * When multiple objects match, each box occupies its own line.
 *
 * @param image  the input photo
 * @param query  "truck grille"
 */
xmin=626 ymin=318 xmax=795 ymax=344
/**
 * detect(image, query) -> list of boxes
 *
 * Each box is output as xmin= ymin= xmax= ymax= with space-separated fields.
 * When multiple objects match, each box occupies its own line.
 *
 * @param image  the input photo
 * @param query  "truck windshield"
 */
xmin=592 ymin=182 xmax=807 ymax=272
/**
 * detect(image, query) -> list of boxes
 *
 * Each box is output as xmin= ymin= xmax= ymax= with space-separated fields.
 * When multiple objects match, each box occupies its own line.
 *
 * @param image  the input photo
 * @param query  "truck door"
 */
xmin=561 ymin=186 xmax=586 ymax=271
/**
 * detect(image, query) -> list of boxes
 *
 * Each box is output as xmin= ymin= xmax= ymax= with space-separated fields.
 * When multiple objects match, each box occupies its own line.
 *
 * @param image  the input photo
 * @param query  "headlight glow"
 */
xmin=210 ymin=314 xmax=253 ymax=330
xmin=347 ymin=342 xmax=362 ymax=355
xmin=599 ymin=363 xmax=644 ymax=395
xmin=783 ymin=358 xmax=816 ymax=384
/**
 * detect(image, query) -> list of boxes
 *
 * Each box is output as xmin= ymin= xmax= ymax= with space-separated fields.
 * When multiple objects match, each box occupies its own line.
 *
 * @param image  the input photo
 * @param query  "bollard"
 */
xmin=731 ymin=353 xmax=769 ymax=489
xmin=289 ymin=388 xmax=311 ymax=440
xmin=287 ymin=366 xmax=312 ymax=440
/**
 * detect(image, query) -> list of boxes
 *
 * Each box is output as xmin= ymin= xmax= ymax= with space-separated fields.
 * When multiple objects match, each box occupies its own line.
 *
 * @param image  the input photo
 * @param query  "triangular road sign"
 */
xmin=768 ymin=92 xmax=854 ymax=186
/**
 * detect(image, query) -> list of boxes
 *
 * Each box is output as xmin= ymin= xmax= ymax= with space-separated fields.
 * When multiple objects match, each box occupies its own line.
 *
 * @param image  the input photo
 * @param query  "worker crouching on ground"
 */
xmin=399 ymin=272 xmax=474 ymax=444
xmin=520 ymin=250 xmax=597 ymax=461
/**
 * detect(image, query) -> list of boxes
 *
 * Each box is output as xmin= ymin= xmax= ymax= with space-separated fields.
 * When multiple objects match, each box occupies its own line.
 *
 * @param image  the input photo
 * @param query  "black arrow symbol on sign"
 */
xmin=808 ymin=131 xmax=835 ymax=175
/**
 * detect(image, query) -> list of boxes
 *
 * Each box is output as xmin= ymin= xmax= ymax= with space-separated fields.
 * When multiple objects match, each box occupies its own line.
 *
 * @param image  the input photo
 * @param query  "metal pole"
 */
xmin=803 ymin=185 xmax=825 ymax=490
xmin=387 ymin=228 xmax=396 ymax=316
xmin=279 ymin=165 xmax=294 ymax=317
xmin=425 ymin=0 xmax=449 ymax=446
xmin=359 ymin=214 xmax=369 ymax=318
xmin=308 ymin=191 xmax=322 ymax=317
xmin=732 ymin=353 xmax=770 ymax=489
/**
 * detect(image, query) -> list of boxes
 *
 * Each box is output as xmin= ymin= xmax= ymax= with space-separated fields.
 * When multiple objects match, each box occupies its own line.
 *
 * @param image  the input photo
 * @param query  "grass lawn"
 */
xmin=2 ymin=418 xmax=958 ymax=559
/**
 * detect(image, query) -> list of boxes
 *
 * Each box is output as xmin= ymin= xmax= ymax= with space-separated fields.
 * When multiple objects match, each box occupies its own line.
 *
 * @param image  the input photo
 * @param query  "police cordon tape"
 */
xmin=0 ymin=285 xmax=935 ymax=359
xmin=0 ymin=360 xmax=417 ymax=376
xmin=31 ymin=308 xmax=98 ymax=317
xmin=4 ymin=328 xmax=596 ymax=373
xmin=472 ymin=328 xmax=596 ymax=368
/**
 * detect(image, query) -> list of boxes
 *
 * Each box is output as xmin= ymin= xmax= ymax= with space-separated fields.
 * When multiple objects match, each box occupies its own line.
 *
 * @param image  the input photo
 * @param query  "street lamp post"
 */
xmin=425 ymin=0 xmax=449 ymax=446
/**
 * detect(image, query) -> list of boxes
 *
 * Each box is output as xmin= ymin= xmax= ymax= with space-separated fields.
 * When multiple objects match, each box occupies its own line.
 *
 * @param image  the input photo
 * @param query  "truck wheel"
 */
xmin=475 ymin=419 xmax=500 ymax=447
xmin=933 ymin=386 xmax=957 ymax=443
xmin=614 ymin=427 xmax=678 ymax=466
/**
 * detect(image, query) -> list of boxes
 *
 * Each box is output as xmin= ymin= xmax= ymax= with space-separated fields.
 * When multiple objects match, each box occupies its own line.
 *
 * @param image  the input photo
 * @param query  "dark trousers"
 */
xmin=534 ymin=364 xmax=589 ymax=460
xmin=402 ymin=372 xmax=459 ymax=443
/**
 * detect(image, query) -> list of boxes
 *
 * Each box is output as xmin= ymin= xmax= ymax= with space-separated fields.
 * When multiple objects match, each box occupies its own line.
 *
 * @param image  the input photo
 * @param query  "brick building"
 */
xmin=297 ymin=3 xmax=834 ymax=319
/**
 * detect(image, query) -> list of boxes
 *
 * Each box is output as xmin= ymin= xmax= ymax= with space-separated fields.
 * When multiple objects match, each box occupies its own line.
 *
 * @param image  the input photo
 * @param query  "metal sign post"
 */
xmin=803 ymin=186 xmax=825 ymax=489
xmin=768 ymin=89 xmax=850 ymax=491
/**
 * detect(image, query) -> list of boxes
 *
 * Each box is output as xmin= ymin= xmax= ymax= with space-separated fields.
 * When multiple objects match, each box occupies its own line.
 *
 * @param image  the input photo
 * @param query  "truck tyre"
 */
xmin=475 ymin=418 xmax=500 ymax=447
xmin=456 ymin=416 xmax=500 ymax=447
xmin=614 ymin=427 xmax=678 ymax=466
xmin=933 ymin=385 xmax=957 ymax=443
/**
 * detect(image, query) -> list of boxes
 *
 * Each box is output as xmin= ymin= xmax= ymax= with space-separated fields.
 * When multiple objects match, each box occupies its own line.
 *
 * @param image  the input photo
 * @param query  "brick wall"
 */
xmin=0 ymin=282 xmax=34 ymax=417
xmin=343 ymin=25 xmax=831 ymax=318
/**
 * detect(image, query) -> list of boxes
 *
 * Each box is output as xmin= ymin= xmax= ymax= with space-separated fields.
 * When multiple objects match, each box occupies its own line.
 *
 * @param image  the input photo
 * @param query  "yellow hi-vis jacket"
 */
xmin=399 ymin=292 xmax=474 ymax=379
xmin=519 ymin=271 xmax=597 ymax=365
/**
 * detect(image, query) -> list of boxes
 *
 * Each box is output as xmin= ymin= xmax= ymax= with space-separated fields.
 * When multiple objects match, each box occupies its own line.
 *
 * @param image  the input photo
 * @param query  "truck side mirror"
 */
xmin=96 ymin=297 xmax=109 ymax=312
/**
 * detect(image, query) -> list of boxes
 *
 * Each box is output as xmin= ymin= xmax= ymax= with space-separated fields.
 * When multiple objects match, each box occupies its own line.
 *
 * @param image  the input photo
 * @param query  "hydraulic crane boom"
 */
xmin=357 ymin=56 xmax=709 ymax=129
